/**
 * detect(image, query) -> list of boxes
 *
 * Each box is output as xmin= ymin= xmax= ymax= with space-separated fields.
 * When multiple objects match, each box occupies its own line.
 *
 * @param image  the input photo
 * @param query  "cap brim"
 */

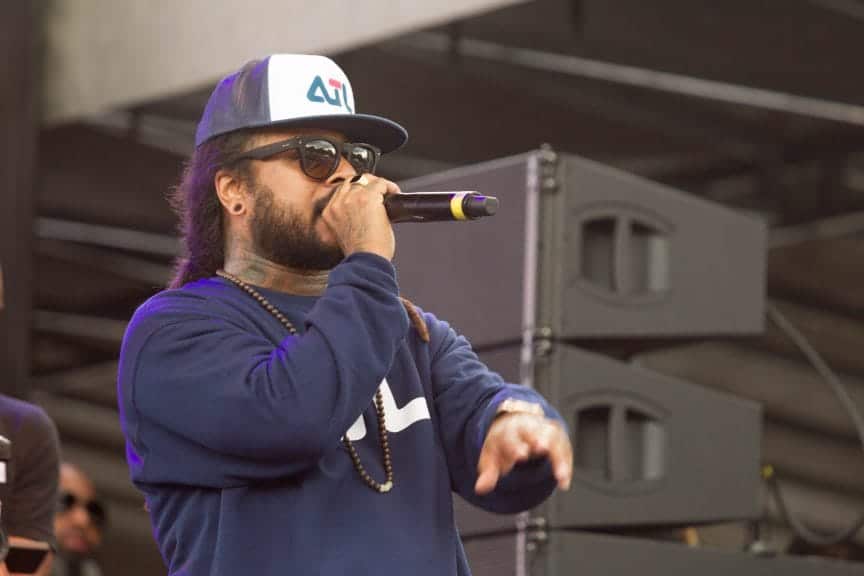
xmin=259 ymin=113 xmax=408 ymax=153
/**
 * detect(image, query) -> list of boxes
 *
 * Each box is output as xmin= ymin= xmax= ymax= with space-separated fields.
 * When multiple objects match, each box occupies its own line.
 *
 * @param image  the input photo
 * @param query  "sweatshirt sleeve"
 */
xmin=118 ymin=253 xmax=409 ymax=488
xmin=426 ymin=313 xmax=563 ymax=514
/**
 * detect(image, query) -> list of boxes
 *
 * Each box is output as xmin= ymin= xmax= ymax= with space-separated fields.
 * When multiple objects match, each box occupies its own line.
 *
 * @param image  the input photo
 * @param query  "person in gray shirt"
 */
xmin=0 ymin=395 xmax=60 ymax=576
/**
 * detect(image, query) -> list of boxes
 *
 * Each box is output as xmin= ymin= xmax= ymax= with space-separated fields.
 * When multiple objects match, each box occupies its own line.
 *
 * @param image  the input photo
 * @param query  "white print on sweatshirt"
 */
xmin=344 ymin=379 xmax=430 ymax=441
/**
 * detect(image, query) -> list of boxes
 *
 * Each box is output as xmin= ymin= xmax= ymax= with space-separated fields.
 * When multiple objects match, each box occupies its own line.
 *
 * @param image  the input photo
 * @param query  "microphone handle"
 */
xmin=384 ymin=192 xmax=499 ymax=223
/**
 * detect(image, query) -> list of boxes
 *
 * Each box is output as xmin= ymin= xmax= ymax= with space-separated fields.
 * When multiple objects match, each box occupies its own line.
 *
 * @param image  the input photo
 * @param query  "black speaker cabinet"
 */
xmin=397 ymin=148 xmax=767 ymax=346
xmin=454 ymin=344 xmax=761 ymax=535
xmin=464 ymin=530 xmax=861 ymax=576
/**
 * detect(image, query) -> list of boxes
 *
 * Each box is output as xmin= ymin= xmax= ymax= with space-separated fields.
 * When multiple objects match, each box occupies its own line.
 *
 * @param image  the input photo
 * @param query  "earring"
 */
xmin=232 ymin=203 xmax=243 ymax=214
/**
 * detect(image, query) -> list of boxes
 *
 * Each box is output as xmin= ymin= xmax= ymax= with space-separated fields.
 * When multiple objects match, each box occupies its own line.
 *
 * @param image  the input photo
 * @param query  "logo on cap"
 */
xmin=307 ymin=75 xmax=353 ymax=113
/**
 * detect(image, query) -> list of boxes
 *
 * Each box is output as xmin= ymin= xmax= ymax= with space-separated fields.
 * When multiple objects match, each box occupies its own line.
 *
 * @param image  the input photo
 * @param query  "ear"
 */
xmin=214 ymin=169 xmax=249 ymax=216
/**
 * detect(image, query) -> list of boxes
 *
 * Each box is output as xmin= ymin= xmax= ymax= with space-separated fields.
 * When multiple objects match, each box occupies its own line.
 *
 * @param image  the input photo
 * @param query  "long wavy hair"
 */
xmin=168 ymin=131 xmax=255 ymax=288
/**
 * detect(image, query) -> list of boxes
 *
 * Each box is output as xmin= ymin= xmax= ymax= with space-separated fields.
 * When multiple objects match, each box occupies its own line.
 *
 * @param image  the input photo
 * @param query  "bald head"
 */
xmin=60 ymin=463 xmax=94 ymax=499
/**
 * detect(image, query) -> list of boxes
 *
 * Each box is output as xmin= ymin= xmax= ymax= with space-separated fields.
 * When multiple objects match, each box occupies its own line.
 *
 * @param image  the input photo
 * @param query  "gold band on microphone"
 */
xmin=450 ymin=192 xmax=468 ymax=221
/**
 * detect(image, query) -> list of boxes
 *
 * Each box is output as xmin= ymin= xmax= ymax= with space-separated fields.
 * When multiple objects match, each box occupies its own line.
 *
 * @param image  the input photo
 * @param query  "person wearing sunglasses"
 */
xmin=51 ymin=463 xmax=104 ymax=576
xmin=117 ymin=54 xmax=572 ymax=576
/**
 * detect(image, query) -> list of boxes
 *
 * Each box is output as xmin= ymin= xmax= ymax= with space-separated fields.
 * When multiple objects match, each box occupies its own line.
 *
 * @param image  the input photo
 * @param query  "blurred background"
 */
xmin=3 ymin=0 xmax=864 ymax=574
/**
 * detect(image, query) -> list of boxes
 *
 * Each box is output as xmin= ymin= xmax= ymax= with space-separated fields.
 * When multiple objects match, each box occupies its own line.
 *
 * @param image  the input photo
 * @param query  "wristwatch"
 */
xmin=495 ymin=398 xmax=545 ymax=418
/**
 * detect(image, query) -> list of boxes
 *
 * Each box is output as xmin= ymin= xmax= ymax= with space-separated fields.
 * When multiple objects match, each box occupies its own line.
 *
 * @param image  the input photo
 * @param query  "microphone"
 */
xmin=384 ymin=192 xmax=499 ymax=223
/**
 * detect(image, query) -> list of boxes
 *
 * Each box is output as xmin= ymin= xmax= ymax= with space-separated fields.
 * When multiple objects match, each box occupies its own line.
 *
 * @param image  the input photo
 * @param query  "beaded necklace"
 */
xmin=216 ymin=269 xmax=394 ymax=493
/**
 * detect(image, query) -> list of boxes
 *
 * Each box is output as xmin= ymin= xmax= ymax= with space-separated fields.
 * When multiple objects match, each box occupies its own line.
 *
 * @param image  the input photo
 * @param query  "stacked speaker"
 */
xmin=396 ymin=149 xmax=859 ymax=575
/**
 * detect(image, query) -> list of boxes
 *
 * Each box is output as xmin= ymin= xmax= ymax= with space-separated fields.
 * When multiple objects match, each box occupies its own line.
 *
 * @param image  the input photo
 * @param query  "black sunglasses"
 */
xmin=227 ymin=136 xmax=381 ymax=181
xmin=58 ymin=491 xmax=107 ymax=527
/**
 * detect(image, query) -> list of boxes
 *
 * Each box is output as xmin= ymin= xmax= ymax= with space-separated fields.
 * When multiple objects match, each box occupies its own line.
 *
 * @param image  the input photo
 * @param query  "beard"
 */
xmin=249 ymin=182 xmax=344 ymax=271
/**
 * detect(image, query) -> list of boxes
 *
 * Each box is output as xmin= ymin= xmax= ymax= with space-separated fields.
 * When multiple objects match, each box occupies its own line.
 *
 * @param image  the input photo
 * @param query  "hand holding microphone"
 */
xmin=322 ymin=174 xmax=397 ymax=261
xmin=324 ymin=174 xmax=500 ymax=262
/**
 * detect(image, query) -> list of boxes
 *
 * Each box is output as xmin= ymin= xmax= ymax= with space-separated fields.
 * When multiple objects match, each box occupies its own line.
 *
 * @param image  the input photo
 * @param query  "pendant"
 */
xmin=378 ymin=481 xmax=393 ymax=493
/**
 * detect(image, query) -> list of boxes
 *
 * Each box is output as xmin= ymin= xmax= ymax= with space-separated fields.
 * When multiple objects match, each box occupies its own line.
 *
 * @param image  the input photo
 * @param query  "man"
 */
xmin=51 ymin=463 xmax=104 ymax=576
xmin=0 ymin=274 xmax=60 ymax=576
xmin=117 ymin=54 xmax=573 ymax=576
xmin=0 ymin=395 xmax=59 ymax=576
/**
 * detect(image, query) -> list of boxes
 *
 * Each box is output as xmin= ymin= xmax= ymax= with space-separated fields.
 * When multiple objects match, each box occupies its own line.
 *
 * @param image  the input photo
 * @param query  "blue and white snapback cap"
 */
xmin=195 ymin=54 xmax=408 ymax=152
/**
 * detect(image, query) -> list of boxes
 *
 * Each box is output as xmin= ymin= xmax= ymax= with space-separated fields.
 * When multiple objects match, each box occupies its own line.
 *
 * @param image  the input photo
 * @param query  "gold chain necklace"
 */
xmin=216 ymin=269 xmax=394 ymax=493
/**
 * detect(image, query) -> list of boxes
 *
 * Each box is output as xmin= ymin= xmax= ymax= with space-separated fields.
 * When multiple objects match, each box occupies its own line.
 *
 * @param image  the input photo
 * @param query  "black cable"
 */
xmin=765 ymin=301 xmax=864 ymax=546
xmin=764 ymin=465 xmax=864 ymax=545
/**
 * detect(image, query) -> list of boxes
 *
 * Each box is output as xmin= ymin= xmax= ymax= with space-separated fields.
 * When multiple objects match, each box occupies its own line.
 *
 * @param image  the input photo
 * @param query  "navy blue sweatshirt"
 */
xmin=118 ymin=252 xmax=561 ymax=576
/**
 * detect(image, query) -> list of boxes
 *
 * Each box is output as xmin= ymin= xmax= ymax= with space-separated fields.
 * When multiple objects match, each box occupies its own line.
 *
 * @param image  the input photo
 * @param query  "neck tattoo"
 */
xmin=216 ymin=269 xmax=394 ymax=494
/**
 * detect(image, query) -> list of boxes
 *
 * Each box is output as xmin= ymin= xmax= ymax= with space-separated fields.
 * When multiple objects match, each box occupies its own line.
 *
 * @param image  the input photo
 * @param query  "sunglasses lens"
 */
xmin=59 ymin=492 xmax=75 ymax=512
xmin=86 ymin=500 xmax=107 ymax=526
xmin=347 ymin=145 xmax=377 ymax=174
xmin=300 ymin=139 xmax=339 ymax=180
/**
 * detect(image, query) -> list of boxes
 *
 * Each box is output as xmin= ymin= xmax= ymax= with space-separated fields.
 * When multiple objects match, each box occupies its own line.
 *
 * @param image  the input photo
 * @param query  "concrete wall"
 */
xmin=42 ymin=0 xmax=524 ymax=122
